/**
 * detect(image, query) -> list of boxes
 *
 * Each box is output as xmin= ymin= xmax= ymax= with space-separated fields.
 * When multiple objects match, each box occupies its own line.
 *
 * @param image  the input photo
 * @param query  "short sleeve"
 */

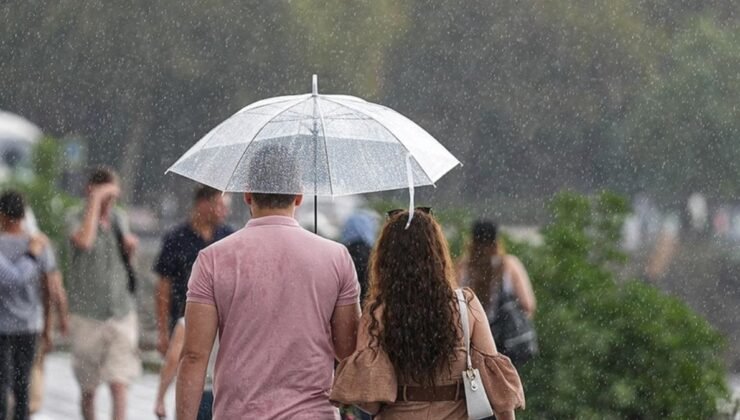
xmin=40 ymin=243 xmax=57 ymax=274
xmin=186 ymin=251 xmax=215 ymax=306
xmin=113 ymin=209 xmax=131 ymax=235
xmin=153 ymin=233 xmax=178 ymax=278
xmin=336 ymin=246 xmax=360 ymax=307
xmin=65 ymin=208 xmax=82 ymax=239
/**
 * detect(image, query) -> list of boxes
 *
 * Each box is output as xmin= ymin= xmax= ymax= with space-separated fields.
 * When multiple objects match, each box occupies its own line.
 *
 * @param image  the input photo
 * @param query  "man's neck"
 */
xmin=1 ymin=221 xmax=24 ymax=234
xmin=190 ymin=213 xmax=214 ymax=235
xmin=250 ymin=207 xmax=295 ymax=219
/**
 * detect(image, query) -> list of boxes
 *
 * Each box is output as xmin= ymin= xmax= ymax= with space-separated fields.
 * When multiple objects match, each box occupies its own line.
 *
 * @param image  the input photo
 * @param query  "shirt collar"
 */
xmin=246 ymin=215 xmax=300 ymax=228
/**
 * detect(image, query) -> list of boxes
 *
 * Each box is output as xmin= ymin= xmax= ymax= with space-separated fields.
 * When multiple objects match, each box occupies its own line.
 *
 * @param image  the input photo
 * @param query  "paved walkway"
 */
xmin=29 ymin=352 xmax=740 ymax=419
xmin=33 ymin=352 xmax=174 ymax=420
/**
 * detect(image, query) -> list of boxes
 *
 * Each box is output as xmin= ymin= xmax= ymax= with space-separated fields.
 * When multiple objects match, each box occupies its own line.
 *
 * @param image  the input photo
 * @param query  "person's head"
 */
xmin=243 ymin=144 xmax=303 ymax=215
xmin=366 ymin=209 xmax=459 ymax=387
xmin=86 ymin=166 xmax=120 ymax=210
xmin=341 ymin=211 xmax=379 ymax=247
xmin=0 ymin=190 xmax=26 ymax=224
xmin=192 ymin=185 xmax=230 ymax=226
xmin=467 ymin=219 xmax=505 ymax=304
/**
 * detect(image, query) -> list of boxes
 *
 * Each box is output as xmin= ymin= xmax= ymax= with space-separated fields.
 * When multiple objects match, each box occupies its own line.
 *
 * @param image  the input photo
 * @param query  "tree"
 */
xmin=510 ymin=192 xmax=727 ymax=418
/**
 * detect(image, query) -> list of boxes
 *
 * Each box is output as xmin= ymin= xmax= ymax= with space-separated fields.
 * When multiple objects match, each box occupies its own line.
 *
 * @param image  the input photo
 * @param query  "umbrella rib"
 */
xmin=321 ymin=97 xmax=435 ymax=185
xmin=221 ymin=96 xmax=310 ymax=191
xmin=232 ymin=95 xmax=309 ymax=117
xmin=315 ymin=97 xmax=334 ymax=196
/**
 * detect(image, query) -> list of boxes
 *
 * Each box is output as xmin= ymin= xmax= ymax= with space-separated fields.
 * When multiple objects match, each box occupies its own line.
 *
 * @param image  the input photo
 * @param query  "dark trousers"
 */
xmin=198 ymin=390 xmax=213 ymax=420
xmin=0 ymin=334 xmax=37 ymax=420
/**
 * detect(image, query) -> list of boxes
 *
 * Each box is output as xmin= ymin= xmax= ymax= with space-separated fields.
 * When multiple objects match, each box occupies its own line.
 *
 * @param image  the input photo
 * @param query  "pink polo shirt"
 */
xmin=187 ymin=216 xmax=359 ymax=420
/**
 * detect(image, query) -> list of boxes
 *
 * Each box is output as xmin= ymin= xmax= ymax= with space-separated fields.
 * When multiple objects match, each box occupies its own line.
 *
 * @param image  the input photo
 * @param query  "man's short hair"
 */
xmin=193 ymin=185 xmax=221 ymax=203
xmin=246 ymin=144 xmax=301 ymax=209
xmin=87 ymin=166 xmax=118 ymax=186
xmin=0 ymin=190 xmax=26 ymax=220
xmin=251 ymin=193 xmax=297 ymax=209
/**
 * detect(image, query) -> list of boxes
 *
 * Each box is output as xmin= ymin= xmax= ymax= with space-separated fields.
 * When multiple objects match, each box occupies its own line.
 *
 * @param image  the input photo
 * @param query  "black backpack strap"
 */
xmin=111 ymin=214 xmax=137 ymax=294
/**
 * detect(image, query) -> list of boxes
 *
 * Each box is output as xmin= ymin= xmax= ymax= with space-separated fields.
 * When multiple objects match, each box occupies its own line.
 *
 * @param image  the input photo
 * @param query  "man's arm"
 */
xmin=70 ymin=184 xmax=118 ymax=250
xmin=47 ymin=271 xmax=69 ymax=335
xmin=155 ymin=277 xmax=172 ymax=355
xmin=0 ymin=235 xmax=46 ymax=288
xmin=176 ymin=302 xmax=218 ymax=420
xmin=155 ymin=321 xmax=186 ymax=418
xmin=331 ymin=302 xmax=360 ymax=360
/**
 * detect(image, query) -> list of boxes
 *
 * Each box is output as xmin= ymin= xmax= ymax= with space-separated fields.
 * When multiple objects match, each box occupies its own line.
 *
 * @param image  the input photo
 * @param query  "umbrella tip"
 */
xmin=312 ymin=74 xmax=318 ymax=96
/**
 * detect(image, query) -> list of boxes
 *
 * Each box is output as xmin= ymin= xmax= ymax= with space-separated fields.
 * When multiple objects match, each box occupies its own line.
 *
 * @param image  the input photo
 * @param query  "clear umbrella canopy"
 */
xmin=168 ymin=76 xmax=460 ymax=197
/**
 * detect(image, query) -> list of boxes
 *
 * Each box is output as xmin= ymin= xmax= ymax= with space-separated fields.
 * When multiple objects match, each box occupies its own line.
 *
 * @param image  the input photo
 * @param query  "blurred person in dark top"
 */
xmin=153 ymin=185 xmax=233 ymax=355
xmin=340 ymin=211 xmax=379 ymax=306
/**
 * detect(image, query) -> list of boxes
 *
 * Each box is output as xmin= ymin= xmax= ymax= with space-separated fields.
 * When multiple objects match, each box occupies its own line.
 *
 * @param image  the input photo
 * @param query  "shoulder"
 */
xmin=503 ymin=254 xmax=528 ymax=279
xmin=299 ymin=230 xmax=352 ymax=255
xmin=460 ymin=287 xmax=478 ymax=303
xmin=503 ymin=254 xmax=524 ymax=268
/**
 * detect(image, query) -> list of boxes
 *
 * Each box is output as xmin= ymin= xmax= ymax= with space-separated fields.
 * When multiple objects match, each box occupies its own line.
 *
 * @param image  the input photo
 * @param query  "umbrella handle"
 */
xmin=314 ymin=195 xmax=318 ymax=234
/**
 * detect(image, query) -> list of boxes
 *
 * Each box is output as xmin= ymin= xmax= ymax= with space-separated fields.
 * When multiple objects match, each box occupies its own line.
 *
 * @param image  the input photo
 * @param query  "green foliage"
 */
xmin=511 ymin=191 xmax=728 ymax=419
xmin=7 ymin=138 xmax=78 ymax=244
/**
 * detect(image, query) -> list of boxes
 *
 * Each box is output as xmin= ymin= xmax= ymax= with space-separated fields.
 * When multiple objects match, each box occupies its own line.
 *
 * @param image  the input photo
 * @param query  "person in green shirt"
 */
xmin=65 ymin=167 xmax=140 ymax=420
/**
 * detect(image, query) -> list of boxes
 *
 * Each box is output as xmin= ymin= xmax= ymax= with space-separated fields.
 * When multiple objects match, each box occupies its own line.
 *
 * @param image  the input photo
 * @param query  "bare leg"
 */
xmin=81 ymin=389 xmax=95 ymax=420
xmin=109 ymin=382 xmax=127 ymax=420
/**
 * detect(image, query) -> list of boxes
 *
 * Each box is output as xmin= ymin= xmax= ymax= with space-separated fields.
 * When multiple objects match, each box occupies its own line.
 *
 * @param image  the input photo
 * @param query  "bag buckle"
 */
xmin=465 ymin=369 xmax=479 ymax=391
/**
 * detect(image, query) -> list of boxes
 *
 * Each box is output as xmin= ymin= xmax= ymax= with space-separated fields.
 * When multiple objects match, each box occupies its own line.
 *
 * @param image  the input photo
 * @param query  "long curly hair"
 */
xmin=366 ymin=210 xmax=459 ymax=386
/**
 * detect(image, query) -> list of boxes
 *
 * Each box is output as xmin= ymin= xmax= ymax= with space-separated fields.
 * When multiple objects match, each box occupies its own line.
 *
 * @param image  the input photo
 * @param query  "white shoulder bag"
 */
xmin=456 ymin=288 xmax=494 ymax=420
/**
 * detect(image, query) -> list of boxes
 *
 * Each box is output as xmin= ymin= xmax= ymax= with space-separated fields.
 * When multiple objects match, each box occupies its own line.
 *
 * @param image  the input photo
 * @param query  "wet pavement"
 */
xmin=32 ymin=352 xmax=174 ymax=420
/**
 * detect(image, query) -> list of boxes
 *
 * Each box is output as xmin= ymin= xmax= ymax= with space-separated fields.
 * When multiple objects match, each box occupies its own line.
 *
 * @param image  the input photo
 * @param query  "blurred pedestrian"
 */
xmin=65 ymin=167 xmax=140 ymax=420
xmin=176 ymin=145 xmax=360 ymax=420
xmin=153 ymin=185 xmax=233 ymax=356
xmin=154 ymin=317 xmax=217 ymax=420
xmin=331 ymin=209 xmax=524 ymax=419
xmin=21 ymin=205 xmax=69 ymax=415
xmin=459 ymin=220 xmax=537 ymax=367
xmin=340 ymin=211 xmax=379 ymax=306
xmin=0 ymin=190 xmax=62 ymax=420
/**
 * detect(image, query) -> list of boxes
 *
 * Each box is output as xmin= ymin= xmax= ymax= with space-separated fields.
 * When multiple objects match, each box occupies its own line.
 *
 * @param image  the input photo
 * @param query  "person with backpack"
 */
xmin=459 ymin=220 xmax=537 ymax=368
xmin=65 ymin=167 xmax=141 ymax=420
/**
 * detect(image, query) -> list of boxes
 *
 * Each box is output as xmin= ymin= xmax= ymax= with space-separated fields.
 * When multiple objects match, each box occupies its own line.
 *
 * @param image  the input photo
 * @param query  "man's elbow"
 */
xmin=70 ymin=236 xmax=92 ymax=251
xmin=179 ymin=349 xmax=208 ymax=366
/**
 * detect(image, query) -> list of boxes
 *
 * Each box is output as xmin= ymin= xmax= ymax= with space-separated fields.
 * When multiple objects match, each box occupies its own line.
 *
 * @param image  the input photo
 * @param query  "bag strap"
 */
xmin=455 ymin=288 xmax=473 ymax=371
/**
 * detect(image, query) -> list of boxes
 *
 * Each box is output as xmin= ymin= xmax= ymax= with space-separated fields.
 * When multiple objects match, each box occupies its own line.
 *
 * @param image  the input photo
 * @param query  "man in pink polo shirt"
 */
xmin=176 ymin=147 xmax=361 ymax=420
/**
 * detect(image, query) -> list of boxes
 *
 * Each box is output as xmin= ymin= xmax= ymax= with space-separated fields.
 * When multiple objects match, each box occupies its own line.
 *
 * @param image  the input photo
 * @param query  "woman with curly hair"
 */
xmin=331 ymin=209 xmax=524 ymax=419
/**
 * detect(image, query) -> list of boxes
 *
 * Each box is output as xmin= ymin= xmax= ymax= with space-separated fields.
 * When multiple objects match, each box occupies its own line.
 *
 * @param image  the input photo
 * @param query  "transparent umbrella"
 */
xmin=167 ymin=75 xmax=460 ymax=229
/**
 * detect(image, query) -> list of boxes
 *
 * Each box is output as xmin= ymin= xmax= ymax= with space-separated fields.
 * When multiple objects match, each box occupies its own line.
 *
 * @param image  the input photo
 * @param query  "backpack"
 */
xmin=491 ymin=283 xmax=538 ymax=367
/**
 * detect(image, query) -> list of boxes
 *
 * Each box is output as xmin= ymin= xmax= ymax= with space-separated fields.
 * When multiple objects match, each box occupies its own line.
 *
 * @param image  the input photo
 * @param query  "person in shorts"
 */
xmin=65 ymin=167 xmax=141 ymax=420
